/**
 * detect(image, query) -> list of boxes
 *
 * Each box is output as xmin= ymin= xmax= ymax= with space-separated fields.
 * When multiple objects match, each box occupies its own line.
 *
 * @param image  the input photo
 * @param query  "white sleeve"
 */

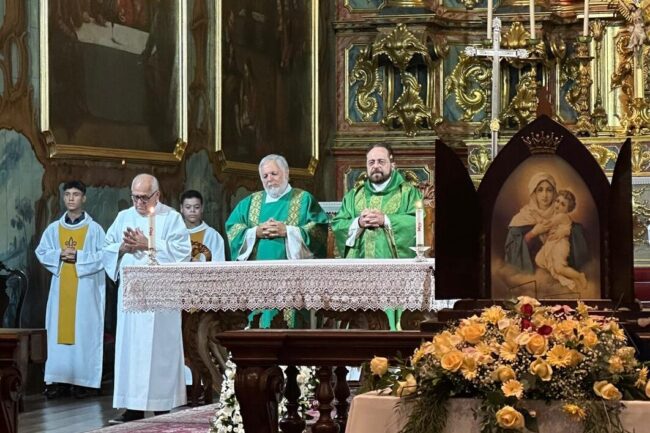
xmin=236 ymin=228 xmax=258 ymax=261
xmin=285 ymin=226 xmax=313 ymax=260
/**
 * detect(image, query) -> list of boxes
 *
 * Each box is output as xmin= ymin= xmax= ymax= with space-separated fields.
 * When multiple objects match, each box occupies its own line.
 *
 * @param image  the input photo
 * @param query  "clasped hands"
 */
xmin=60 ymin=247 xmax=77 ymax=263
xmin=256 ymin=218 xmax=287 ymax=239
xmin=119 ymin=227 xmax=149 ymax=254
xmin=359 ymin=209 xmax=385 ymax=228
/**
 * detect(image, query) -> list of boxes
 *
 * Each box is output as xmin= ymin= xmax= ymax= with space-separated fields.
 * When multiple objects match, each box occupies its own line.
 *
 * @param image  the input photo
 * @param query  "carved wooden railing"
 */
xmin=217 ymin=330 xmax=433 ymax=433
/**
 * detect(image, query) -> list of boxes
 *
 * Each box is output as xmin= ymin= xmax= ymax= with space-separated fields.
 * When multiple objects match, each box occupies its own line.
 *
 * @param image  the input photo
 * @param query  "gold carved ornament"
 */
xmin=521 ymin=131 xmax=562 ymax=154
xmin=501 ymin=70 xmax=539 ymax=128
xmin=444 ymin=52 xmax=490 ymax=122
xmin=587 ymin=144 xmax=618 ymax=170
xmin=368 ymin=23 xmax=441 ymax=136
xmin=632 ymin=187 xmax=650 ymax=245
xmin=502 ymin=21 xmax=530 ymax=50
xmin=632 ymin=141 xmax=650 ymax=172
xmin=381 ymin=72 xmax=433 ymax=137
xmin=468 ymin=145 xmax=492 ymax=175
xmin=350 ymin=47 xmax=382 ymax=121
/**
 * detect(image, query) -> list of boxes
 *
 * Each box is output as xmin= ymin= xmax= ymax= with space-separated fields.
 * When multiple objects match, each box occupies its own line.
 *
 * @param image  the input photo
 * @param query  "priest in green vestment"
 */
xmin=225 ymin=154 xmax=329 ymax=328
xmin=331 ymin=143 xmax=422 ymax=330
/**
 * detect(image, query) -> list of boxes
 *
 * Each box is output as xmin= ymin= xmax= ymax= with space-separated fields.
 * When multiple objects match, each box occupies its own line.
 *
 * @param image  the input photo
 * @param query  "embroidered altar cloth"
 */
xmin=121 ymin=258 xmax=451 ymax=312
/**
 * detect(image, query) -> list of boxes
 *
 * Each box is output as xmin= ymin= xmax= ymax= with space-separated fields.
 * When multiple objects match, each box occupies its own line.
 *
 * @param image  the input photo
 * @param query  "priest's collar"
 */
xmin=265 ymin=184 xmax=292 ymax=203
xmin=370 ymin=174 xmax=393 ymax=192
xmin=65 ymin=211 xmax=86 ymax=225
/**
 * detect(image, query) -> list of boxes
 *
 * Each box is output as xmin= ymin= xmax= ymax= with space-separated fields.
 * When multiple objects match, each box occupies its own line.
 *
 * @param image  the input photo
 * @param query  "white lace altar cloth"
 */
xmin=121 ymin=258 xmax=453 ymax=312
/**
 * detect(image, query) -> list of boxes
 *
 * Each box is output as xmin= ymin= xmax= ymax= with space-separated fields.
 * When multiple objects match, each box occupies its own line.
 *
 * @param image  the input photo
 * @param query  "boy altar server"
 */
xmin=35 ymin=180 xmax=106 ymax=399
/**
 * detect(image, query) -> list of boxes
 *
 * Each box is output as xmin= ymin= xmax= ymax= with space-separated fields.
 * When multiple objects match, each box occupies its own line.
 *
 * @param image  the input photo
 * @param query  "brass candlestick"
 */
xmin=573 ymin=36 xmax=596 ymax=136
xmin=590 ymin=20 xmax=607 ymax=133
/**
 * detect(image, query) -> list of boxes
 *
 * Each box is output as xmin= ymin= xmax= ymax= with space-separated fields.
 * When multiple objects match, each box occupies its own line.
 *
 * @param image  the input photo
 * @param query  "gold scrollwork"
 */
xmin=611 ymin=29 xmax=634 ymax=101
xmin=502 ymin=22 xmax=530 ymax=50
xmin=350 ymin=46 xmax=382 ymax=121
xmin=632 ymin=142 xmax=650 ymax=173
xmin=632 ymin=187 xmax=650 ymax=245
xmin=444 ymin=52 xmax=490 ymax=121
xmin=468 ymin=145 xmax=491 ymax=175
xmin=382 ymin=72 xmax=432 ymax=137
xmin=372 ymin=23 xmax=430 ymax=71
xmin=587 ymin=144 xmax=618 ymax=170
xmin=501 ymin=70 xmax=539 ymax=128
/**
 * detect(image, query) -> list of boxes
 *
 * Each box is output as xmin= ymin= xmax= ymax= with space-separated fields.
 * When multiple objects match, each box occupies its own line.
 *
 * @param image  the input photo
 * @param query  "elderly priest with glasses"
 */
xmin=103 ymin=173 xmax=191 ymax=424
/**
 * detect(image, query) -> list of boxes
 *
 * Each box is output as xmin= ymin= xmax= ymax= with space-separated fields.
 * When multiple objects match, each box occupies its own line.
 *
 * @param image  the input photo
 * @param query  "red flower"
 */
xmin=537 ymin=325 xmax=553 ymax=336
xmin=520 ymin=304 xmax=534 ymax=316
xmin=521 ymin=318 xmax=534 ymax=330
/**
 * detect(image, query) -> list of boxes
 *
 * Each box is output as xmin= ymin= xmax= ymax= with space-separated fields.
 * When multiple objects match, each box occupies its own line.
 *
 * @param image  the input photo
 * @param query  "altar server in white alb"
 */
xmin=103 ymin=174 xmax=191 ymax=424
xmin=35 ymin=180 xmax=106 ymax=400
xmin=180 ymin=189 xmax=226 ymax=262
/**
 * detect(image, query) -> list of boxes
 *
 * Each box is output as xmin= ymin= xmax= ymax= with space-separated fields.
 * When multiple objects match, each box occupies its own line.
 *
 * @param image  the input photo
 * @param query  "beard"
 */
xmin=264 ymin=181 xmax=289 ymax=198
xmin=369 ymin=169 xmax=391 ymax=184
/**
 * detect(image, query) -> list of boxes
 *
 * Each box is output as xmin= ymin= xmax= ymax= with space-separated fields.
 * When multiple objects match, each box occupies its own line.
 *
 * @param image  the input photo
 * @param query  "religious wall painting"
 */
xmin=343 ymin=166 xmax=431 ymax=193
xmin=0 ymin=131 xmax=43 ymax=271
xmin=490 ymin=155 xmax=601 ymax=300
xmin=40 ymin=0 xmax=188 ymax=164
xmin=216 ymin=0 xmax=317 ymax=177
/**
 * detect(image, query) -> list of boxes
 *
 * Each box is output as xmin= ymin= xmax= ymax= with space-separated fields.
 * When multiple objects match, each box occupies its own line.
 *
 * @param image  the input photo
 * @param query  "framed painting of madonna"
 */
xmin=490 ymin=156 xmax=601 ymax=300
xmin=39 ymin=0 xmax=188 ymax=164
xmin=215 ymin=0 xmax=318 ymax=177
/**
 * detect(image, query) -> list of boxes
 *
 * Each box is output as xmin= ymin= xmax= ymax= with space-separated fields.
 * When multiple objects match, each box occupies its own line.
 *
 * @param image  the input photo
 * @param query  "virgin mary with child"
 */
xmin=500 ymin=172 xmax=590 ymax=296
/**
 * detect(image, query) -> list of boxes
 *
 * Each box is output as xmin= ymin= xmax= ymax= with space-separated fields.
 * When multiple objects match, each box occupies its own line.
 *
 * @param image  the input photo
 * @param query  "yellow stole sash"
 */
xmin=58 ymin=224 xmax=89 ymax=345
xmin=190 ymin=229 xmax=212 ymax=261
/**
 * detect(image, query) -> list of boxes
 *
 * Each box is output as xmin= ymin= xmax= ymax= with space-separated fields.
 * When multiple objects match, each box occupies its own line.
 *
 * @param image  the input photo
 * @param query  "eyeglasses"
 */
xmin=131 ymin=191 xmax=158 ymax=203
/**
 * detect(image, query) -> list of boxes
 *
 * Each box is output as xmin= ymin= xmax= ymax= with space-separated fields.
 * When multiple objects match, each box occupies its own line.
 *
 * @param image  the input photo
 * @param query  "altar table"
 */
xmin=345 ymin=392 xmax=649 ymax=433
xmin=121 ymin=258 xmax=452 ymax=312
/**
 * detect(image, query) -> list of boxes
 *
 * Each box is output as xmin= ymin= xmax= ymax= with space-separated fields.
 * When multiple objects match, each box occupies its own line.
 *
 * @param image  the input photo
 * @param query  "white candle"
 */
xmin=529 ymin=0 xmax=536 ymax=40
xmin=487 ymin=0 xmax=493 ymax=39
xmin=148 ymin=207 xmax=155 ymax=250
xmin=415 ymin=200 xmax=424 ymax=247
xmin=583 ymin=0 xmax=589 ymax=37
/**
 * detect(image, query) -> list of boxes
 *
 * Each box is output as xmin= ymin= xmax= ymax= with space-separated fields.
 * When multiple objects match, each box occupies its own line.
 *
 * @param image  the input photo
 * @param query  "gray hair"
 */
xmin=258 ymin=154 xmax=289 ymax=176
xmin=132 ymin=173 xmax=160 ymax=193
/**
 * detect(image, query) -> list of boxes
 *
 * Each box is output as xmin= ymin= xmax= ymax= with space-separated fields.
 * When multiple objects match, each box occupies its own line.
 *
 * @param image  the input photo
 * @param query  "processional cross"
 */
xmin=465 ymin=18 xmax=529 ymax=160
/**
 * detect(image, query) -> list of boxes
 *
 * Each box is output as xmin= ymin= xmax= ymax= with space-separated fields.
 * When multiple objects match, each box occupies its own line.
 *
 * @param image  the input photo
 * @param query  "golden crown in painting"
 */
xmin=521 ymin=131 xmax=563 ymax=154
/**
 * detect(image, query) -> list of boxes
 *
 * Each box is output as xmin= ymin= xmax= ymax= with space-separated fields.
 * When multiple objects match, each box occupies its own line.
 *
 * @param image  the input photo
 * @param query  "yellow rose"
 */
xmin=440 ymin=350 xmax=464 ymax=372
xmin=495 ymin=405 xmax=525 ymax=430
xmin=526 ymin=334 xmax=548 ymax=356
xmin=492 ymin=365 xmax=516 ymax=383
xmin=593 ymin=381 xmax=622 ymax=400
xmin=568 ymin=350 xmax=583 ymax=367
xmin=458 ymin=323 xmax=486 ymax=344
xmin=529 ymin=358 xmax=553 ymax=381
xmin=432 ymin=331 xmax=461 ymax=357
xmin=369 ymin=356 xmax=388 ymax=377
xmin=396 ymin=373 xmax=417 ymax=397
xmin=553 ymin=319 xmax=578 ymax=342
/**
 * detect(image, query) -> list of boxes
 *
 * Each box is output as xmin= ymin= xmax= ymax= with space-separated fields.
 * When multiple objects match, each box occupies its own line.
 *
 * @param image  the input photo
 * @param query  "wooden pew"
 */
xmin=218 ymin=329 xmax=434 ymax=433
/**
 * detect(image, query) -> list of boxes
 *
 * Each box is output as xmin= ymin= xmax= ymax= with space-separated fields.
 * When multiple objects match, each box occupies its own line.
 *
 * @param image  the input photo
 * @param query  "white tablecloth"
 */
xmin=345 ymin=392 xmax=649 ymax=433
xmin=121 ymin=258 xmax=453 ymax=312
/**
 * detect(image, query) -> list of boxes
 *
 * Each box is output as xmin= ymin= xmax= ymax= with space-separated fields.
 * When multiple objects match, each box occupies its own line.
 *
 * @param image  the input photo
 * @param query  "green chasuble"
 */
xmin=332 ymin=171 xmax=422 ymax=259
xmin=226 ymin=187 xmax=329 ymax=260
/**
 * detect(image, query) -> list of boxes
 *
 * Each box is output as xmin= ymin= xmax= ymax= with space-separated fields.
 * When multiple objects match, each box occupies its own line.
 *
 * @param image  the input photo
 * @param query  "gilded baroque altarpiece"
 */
xmin=333 ymin=0 xmax=650 ymax=262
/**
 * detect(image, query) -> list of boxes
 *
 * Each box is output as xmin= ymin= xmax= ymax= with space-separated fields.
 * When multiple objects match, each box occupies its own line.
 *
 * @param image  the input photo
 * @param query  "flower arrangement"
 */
xmin=366 ymin=297 xmax=650 ymax=433
xmin=211 ymin=356 xmax=316 ymax=433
